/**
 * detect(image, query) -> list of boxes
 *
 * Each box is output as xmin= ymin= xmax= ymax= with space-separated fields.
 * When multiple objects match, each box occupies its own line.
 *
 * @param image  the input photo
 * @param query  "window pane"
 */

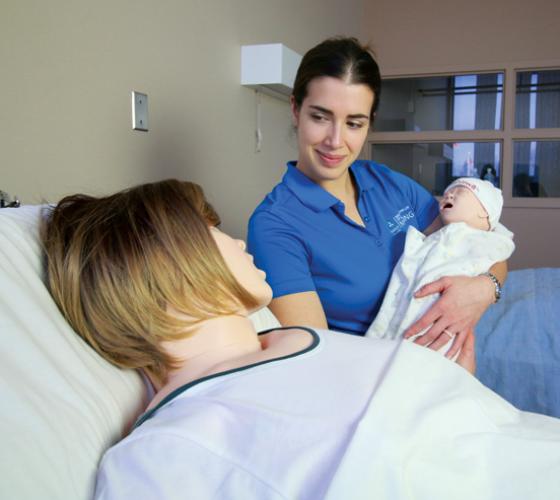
xmin=375 ymin=73 xmax=503 ymax=132
xmin=513 ymin=140 xmax=560 ymax=197
xmin=515 ymin=70 xmax=560 ymax=129
xmin=371 ymin=142 xmax=501 ymax=196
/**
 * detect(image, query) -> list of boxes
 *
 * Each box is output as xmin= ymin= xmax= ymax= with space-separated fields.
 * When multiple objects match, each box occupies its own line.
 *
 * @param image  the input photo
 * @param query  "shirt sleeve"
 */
xmin=247 ymin=209 xmax=316 ymax=298
xmin=398 ymin=172 xmax=440 ymax=231
xmin=95 ymin=433 xmax=284 ymax=500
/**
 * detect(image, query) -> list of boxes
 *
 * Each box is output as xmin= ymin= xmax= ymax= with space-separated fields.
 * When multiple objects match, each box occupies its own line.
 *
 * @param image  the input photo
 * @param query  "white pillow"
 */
xmin=0 ymin=205 xmax=281 ymax=499
xmin=0 ymin=206 xmax=148 ymax=500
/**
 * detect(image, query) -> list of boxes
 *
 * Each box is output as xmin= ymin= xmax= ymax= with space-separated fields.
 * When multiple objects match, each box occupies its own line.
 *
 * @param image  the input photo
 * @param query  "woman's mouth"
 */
xmin=316 ymin=150 xmax=346 ymax=167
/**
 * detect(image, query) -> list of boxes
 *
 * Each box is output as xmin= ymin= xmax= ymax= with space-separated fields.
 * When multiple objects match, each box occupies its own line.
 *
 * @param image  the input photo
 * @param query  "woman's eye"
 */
xmin=311 ymin=113 xmax=328 ymax=122
xmin=347 ymin=121 xmax=365 ymax=129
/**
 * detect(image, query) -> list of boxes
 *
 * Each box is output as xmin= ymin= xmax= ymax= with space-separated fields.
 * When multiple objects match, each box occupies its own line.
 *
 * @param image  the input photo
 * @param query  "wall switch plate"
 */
xmin=132 ymin=91 xmax=148 ymax=131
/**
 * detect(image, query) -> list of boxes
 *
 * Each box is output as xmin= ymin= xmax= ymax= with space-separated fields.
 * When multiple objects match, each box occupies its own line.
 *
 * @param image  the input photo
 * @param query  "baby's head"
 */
xmin=439 ymin=178 xmax=503 ymax=231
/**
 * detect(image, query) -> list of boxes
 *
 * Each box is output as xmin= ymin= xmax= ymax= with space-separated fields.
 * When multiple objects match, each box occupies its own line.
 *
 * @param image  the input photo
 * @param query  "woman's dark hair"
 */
xmin=292 ymin=37 xmax=381 ymax=121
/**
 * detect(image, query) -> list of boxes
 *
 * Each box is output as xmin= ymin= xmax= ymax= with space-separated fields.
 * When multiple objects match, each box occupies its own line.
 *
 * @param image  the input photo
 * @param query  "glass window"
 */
xmin=513 ymin=140 xmax=560 ymax=197
xmin=375 ymin=73 xmax=503 ymax=132
xmin=371 ymin=142 xmax=501 ymax=196
xmin=515 ymin=70 xmax=560 ymax=129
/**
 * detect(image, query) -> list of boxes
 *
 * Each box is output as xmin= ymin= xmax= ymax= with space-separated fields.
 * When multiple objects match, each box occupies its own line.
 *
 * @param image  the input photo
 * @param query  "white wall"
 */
xmin=362 ymin=0 xmax=560 ymax=269
xmin=1 ymin=0 xmax=365 ymax=237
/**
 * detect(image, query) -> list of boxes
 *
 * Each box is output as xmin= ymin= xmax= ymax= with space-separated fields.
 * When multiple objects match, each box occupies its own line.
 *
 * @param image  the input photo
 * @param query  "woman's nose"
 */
xmin=325 ymin=123 xmax=343 ymax=148
xmin=236 ymin=239 xmax=247 ymax=251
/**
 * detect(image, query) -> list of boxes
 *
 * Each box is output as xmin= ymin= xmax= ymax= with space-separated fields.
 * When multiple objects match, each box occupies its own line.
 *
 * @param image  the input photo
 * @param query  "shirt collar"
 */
xmin=283 ymin=162 xmax=340 ymax=212
xmin=349 ymin=160 xmax=377 ymax=192
xmin=283 ymin=161 xmax=376 ymax=211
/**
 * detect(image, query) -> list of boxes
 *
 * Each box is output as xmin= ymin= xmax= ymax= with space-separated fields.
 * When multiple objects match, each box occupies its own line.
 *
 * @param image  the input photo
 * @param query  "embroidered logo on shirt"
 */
xmin=386 ymin=206 xmax=415 ymax=234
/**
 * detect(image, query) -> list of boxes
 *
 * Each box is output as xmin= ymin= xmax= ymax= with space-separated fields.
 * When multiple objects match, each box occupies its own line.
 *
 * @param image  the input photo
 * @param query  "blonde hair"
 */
xmin=42 ymin=179 xmax=260 ymax=386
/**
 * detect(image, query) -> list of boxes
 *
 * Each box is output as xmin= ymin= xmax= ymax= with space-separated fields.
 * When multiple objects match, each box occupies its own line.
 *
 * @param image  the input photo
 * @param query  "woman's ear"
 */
xmin=290 ymin=96 xmax=299 ymax=128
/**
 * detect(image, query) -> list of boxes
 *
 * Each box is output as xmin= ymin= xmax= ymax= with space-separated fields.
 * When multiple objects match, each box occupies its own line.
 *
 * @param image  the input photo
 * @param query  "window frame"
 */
xmin=367 ymin=61 xmax=560 ymax=208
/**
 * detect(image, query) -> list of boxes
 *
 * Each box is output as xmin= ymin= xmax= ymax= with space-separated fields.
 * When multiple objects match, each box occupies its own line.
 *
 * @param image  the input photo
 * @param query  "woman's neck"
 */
xmin=321 ymin=171 xmax=363 ymax=225
xmin=312 ymin=169 xmax=357 ymax=208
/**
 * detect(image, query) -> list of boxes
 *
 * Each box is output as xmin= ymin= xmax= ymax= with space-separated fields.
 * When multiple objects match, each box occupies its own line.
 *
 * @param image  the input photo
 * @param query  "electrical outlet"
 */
xmin=132 ymin=91 xmax=148 ymax=131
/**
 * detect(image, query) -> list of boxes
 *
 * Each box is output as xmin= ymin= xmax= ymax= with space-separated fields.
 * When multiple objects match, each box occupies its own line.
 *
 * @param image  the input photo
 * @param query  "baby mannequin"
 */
xmin=365 ymin=178 xmax=515 ymax=354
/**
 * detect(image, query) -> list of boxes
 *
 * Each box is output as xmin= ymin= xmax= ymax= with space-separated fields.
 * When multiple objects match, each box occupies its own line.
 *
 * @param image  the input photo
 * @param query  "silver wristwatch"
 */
xmin=482 ymin=272 xmax=502 ymax=302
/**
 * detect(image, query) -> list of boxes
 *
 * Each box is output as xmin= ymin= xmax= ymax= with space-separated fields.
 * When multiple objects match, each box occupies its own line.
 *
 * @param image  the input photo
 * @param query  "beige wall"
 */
xmin=4 ymin=0 xmax=558 ymax=268
xmin=1 ymin=0 xmax=365 ymax=238
xmin=363 ymin=0 xmax=560 ymax=269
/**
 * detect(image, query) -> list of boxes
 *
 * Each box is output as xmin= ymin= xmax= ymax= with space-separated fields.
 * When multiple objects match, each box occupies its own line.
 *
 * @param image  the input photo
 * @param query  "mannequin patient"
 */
xmin=41 ymin=179 xmax=560 ymax=500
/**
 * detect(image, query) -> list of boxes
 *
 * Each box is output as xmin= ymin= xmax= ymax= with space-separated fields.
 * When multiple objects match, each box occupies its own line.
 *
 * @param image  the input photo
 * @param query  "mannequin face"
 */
xmin=439 ymin=187 xmax=490 ymax=231
xmin=210 ymin=227 xmax=273 ymax=311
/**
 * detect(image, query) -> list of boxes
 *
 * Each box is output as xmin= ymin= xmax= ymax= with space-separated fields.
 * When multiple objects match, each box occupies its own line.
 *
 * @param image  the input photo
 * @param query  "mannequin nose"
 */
xmin=236 ymin=239 xmax=247 ymax=251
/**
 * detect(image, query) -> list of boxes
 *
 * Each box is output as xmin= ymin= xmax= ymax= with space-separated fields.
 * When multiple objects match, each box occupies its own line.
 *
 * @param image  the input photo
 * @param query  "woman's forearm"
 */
xmin=488 ymin=260 xmax=508 ymax=286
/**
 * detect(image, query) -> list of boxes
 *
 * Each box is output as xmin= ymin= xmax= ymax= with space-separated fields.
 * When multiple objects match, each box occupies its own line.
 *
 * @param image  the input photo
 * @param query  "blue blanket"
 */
xmin=476 ymin=268 xmax=560 ymax=417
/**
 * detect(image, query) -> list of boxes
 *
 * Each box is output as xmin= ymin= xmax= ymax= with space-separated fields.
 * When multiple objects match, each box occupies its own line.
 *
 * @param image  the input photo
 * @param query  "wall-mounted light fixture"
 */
xmin=241 ymin=43 xmax=302 ymax=101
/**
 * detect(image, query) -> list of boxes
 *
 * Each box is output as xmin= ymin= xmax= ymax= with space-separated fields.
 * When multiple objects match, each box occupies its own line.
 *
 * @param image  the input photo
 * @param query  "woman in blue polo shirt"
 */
xmin=248 ymin=37 xmax=507 ymax=356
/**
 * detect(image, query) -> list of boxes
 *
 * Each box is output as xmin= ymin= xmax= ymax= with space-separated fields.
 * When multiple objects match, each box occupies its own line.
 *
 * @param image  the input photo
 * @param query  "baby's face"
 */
xmin=439 ymin=187 xmax=490 ymax=231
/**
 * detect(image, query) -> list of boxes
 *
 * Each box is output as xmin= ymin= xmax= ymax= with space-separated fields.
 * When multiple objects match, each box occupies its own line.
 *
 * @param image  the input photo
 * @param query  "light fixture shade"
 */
xmin=241 ymin=43 xmax=302 ymax=100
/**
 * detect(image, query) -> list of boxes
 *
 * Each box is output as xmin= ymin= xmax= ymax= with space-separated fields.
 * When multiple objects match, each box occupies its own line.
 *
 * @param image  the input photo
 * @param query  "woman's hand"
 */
xmin=403 ymin=275 xmax=495 ymax=359
xmin=455 ymin=328 xmax=476 ymax=374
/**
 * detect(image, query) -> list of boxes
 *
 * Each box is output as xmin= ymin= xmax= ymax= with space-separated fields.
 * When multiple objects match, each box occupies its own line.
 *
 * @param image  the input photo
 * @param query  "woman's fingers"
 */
xmin=411 ymin=322 xmax=468 ymax=356
xmin=411 ymin=320 xmax=450 ymax=348
xmin=413 ymin=277 xmax=449 ymax=299
xmin=406 ymin=275 xmax=494 ymax=343
xmin=403 ymin=306 xmax=442 ymax=340
xmin=455 ymin=329 xmax=476 ymax=374
xmin=443 ymin=329 xmax=468 ymax=359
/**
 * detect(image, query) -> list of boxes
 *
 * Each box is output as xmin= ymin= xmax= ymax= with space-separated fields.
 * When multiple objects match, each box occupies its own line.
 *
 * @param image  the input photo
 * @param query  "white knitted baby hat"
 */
xmin=444 ymin=177 xmax=503 ymax=230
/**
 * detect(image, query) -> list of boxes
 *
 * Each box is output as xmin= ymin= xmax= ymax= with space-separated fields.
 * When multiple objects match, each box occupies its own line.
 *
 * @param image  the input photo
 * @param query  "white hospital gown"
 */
xmin=95 ymin=329 xmax=560 ymax=500
xmin=365 ymin=222 xmax=515 ymax=346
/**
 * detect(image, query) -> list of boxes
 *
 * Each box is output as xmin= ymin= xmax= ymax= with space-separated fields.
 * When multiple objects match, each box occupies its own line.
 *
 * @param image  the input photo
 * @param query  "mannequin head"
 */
xmin=439 ymin=186 xmax=491 ymax=231
xmin=439 ymin=177 xmax=503 ymax=231
xmin=42 ymin=179 xmax=268 ymax=386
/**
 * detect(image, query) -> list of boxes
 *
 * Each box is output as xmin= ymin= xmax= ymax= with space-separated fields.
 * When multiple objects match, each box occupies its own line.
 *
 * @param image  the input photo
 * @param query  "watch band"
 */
xmin=481 ymin=272 xmax=502 ymax=303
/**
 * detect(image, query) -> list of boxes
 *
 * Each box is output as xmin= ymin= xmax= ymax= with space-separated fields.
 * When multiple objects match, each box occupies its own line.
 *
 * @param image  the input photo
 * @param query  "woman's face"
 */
xmin=291 ymin=76 xmax=374 ymax=186
xmin=210 ymin=227 xmax=273 ymax=311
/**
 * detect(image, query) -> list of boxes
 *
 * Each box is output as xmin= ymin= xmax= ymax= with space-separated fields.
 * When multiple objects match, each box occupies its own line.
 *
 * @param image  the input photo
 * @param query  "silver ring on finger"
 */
xmin=442 ymin=329 xmax=455 ymax=339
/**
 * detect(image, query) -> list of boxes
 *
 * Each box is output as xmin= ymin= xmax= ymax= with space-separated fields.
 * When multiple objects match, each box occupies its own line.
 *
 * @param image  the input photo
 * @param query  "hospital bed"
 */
xmin=1 ymin=205 xmax=559 ymax=499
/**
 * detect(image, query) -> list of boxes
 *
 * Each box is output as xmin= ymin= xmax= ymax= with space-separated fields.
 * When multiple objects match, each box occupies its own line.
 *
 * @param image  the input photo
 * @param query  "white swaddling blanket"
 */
xmin=366 ymin=222 xmax=515 ymax=345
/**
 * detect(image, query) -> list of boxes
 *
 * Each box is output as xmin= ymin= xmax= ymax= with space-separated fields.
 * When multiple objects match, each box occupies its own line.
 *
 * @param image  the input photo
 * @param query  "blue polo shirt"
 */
xmin=248 ymin=160 xmax=439 ymax=335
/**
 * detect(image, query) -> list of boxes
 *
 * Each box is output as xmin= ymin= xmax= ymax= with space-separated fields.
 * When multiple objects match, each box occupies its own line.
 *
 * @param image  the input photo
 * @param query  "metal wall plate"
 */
xmin=132 ymin=91 xmax=148 ymax=131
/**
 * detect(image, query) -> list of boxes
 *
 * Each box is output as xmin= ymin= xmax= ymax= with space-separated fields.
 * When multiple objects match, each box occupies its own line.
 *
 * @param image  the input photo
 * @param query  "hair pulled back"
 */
xmin=292 ymin=37 xmax=381 ymax=121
